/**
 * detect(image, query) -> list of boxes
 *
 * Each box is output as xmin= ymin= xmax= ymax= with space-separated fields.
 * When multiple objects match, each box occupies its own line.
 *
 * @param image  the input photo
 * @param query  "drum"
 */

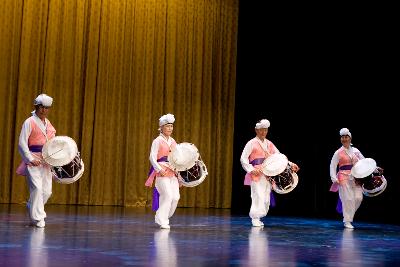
xmin=262 ymin=153 xmax=299 ymax=194
xmin=42 ymin=136 xmax=85 ymax=184
xmin=351 ymin=158 xmax=387 ymax=197
xmin=168 ymin=142 xmax=208 ymax=187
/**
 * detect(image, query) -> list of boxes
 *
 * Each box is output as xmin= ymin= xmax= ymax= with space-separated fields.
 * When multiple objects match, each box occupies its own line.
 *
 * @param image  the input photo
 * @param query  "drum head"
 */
xmin=168 ymin=142 xmax=200 ymax=171
xmin=177 ymin=160 xmax=208 ymax=187
xmin=262 ymin=153 xmax=289 ymax=176
xmin=42 ymin=136 xmax=78 ymax=166
xmin=351 ymin=158 xmax=377 ymax=178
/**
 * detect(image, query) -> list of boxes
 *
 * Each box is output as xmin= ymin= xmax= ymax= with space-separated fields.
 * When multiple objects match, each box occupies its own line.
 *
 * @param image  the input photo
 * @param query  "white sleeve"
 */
xmin=18 ymin=119 xmax=34 ymax=163
xmin=329 ymin=151 xmax=339 ymax=182
xmin=149 ymin=138 xmax=163 ymax=172
xmin=240 ymin=141 xmax=255 ymax=173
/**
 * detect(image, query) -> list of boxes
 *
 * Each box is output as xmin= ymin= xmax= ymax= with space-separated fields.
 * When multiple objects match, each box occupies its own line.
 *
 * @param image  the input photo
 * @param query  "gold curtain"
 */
xmin=0 ymin=0 xmax=238 ymax=208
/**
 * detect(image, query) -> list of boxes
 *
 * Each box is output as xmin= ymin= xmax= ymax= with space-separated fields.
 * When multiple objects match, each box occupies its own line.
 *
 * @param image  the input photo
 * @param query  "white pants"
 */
xmin=249 ymin=176 xmax=271 ymax=220
xmin=155 ymin=176 xmax=180 ymax=226
xmin=26 ymin=165 xmax=53 ymax=222
xmin=339 ymin=179 xmax=363 ymax=223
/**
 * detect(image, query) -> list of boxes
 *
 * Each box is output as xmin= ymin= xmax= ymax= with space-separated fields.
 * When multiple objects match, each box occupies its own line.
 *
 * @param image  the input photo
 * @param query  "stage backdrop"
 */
xmin=0 ymin=0 xmax=238 ymax=208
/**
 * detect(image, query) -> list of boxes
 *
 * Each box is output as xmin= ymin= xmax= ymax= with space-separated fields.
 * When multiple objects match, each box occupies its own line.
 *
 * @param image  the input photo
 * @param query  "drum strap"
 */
xmin=255 ymin=139 xmax=272 ymax=157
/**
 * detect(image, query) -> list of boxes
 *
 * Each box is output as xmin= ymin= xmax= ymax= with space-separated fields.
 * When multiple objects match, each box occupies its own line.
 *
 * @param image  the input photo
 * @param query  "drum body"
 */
xmin=269 ymin=164 xmax=299 ymax=194
xmin=168 ymin=142 xmax=208 ymax=187
xmin=354 ymin=171 xmax=387 ymax=197
xmin=270 ymin=165 xmax=299 ymax=194
xmin=177 ymin=160 xmax=208 ymax=187
xmin=351 ymin=158 xmax=387 ymax=197
xmin=262 ymin=153 xmax=299 ymax=194
xmin=51 ymin=154 xmax=85 ymax=184
xmin=42 ymin=136 xmax=85 ymax=184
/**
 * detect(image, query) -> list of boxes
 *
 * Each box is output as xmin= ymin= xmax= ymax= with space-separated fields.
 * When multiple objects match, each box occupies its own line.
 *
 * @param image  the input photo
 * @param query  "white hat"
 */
xmin=255 ymin=119 xmax=270 ymax=129
xmin=159 ymin=113 xmax=175 ymax=127
xmin=339 ymin=128 xmax=351 ymax=138
xmin=34 ymin=94 xmax=53 ymax=107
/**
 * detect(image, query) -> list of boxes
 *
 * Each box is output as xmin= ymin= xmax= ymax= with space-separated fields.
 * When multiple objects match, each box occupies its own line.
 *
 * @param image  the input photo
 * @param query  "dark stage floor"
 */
xmin=1 ymin=204 xmax=399 ymax=266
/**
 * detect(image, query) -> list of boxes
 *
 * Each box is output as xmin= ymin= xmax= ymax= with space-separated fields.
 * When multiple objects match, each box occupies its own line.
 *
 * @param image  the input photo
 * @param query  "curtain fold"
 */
xmin=0 ymin=0 xmax=238 ymax=208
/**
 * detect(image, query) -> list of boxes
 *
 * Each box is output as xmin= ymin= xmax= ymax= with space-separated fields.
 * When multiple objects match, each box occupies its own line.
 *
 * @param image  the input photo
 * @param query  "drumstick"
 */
xmin=31 ymin=148 xmax=65 ymax=165
xmin=42 ymin=148 xmax=65 ymax=161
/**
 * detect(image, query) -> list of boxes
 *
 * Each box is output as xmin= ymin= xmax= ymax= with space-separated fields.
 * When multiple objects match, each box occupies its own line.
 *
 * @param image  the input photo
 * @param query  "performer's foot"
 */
xmin=344 ymin=222 xmax=354 ymax=229
xmin=252 ymin=219 xmax=264 ymax=227
xmin=36 ymin=220 xmax=45 ymax=228
xmin=155 ymin=216 xmax=163 ymax=226
xmin=160 ymin=224 xmax=170 ymax=229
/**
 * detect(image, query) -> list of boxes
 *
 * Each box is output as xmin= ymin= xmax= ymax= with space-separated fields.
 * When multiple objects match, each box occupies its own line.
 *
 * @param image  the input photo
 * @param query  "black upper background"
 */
xmin=232 ymin=2 xmax=398 ymax=224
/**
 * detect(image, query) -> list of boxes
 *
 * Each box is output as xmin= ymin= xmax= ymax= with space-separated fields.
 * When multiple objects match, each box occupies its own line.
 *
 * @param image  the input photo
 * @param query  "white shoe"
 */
xmin=36 ymin=220 xmax=45 ymax=228
xmin=252 ymin=219 xmax=264 ymax=227
xmin=344 ymin=222 xmax=354 ymax=229
xmin=160 ymin=224 xmax=170 ymax=229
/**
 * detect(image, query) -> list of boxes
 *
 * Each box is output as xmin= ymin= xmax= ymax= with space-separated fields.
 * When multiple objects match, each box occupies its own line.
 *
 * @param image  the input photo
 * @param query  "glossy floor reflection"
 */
xmin=1 ymin=204 xmax=400 ymax=266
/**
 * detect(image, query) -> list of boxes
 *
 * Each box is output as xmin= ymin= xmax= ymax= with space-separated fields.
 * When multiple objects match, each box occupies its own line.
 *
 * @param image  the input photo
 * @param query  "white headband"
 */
xmin=339 ymin=128 xmax=352 ymax=138
xmin=34 ymin=94 xmax=53 ymax=107
xmin=159 ymin=113 xmax=175 ymax=127
xmin=255 ymin=119 xmax=270 ymax=129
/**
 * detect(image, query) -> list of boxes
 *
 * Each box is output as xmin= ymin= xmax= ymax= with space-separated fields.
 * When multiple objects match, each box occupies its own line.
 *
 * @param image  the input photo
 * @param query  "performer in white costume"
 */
xmin=145 ymin=114 xmax=180 ymax=229
xmin=240 ymin=119 xmax=299 ymax=227
xmin=329 ymin=128 xmax=383 ymax=229
xmin=16 ymin=94 xmax=56 ymax=228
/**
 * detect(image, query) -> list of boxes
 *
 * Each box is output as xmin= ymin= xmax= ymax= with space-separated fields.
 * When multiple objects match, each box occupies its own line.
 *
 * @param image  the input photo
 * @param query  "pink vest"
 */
xmin=336 ymin=147 xmax=360 ymax=183
xmin=244 ymin=138 xmax=277 ymax=185
xmin=329 ymin=147 xmax=361 ymax=192
xmin=16 ymin=117 xmax=56 ymax=176
xmin=145 ymin=137 xmax=177 ymax=187
xmin=28 ymin=118 xmax=56 ymax=146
